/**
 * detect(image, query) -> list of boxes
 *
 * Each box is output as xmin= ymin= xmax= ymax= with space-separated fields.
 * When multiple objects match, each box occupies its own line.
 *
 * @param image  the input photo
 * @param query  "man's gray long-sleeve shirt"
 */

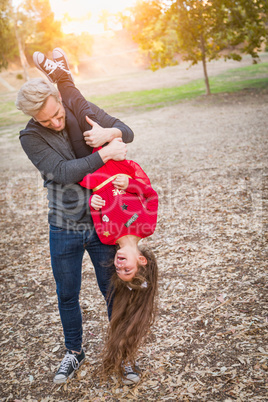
xmin=19 ymin=100 xmax=134 ymax=230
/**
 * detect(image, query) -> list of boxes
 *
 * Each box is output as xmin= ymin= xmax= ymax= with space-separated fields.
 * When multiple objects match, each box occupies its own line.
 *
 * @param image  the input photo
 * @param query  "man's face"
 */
xmin=33 ymin=95 xmax=66 ymax=132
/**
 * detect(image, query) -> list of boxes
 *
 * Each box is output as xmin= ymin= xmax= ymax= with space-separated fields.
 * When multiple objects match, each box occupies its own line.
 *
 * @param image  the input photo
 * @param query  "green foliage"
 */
xmin=15 ymin=0 xmax=63 ymax=58
xmin=121 ymin=1 xmax=178 ymax=70
xmin=219 ymin=0 xmax=268 ymax=61
xmin=0 ymin=0 xmax=10 ymax=70
xmin=0 ymin=0 xmax=17 ymax=71
xmin=1 ymin=1 xmax=93 ymax=73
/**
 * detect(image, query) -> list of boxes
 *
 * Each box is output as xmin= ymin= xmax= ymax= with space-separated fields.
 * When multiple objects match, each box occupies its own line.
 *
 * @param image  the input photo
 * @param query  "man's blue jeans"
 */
xmin=49 ymin=225 xmax=116 ymax=352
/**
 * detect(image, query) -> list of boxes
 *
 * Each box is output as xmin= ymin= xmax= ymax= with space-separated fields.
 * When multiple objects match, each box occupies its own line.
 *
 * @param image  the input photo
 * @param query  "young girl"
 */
xmin=33 ymin=48 xmax=159 ymax=383
xmin=78 ymin=140 xmax=158 ymax=383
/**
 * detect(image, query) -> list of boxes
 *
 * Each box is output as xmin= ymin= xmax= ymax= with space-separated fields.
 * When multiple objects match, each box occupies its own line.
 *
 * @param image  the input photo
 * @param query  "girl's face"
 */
xmin=114 ymin=246 xmax=146 ymax=282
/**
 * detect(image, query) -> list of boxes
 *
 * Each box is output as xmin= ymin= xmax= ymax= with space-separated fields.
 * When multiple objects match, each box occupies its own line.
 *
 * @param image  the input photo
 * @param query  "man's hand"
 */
xmin=113 ymin=174 xmax=129 ymax=190
xmin=98 ymin=138 xmax=127 ymax=163
xmin=84 ymin=116 xmax=122 ymax=148
xmin=91 ymin=194 xmax=105 ymax=210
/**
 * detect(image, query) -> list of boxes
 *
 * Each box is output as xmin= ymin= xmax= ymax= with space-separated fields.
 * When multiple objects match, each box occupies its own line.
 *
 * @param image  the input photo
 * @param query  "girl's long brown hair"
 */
xmin=102 ymin=246 xmax=158 ymax=378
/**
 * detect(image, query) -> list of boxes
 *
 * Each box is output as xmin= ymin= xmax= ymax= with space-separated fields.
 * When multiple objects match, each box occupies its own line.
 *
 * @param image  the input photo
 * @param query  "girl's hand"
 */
xmin=113 ymin=174 xmax=129 ymax=190
xmin=91 ymin=194 xmax=105 ymax=210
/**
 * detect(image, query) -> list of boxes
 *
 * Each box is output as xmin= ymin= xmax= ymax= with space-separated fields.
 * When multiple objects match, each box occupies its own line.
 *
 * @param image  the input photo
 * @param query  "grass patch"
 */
xmin=0 ymin=108 xmax=29 ymax=129
xmin=0 ymin=61 xmax=267 ymax=129
xmin=88 ymin=81 xmax=205 ymax=111
xmin=0 ymin=98 xmax=30 ymax=129
xmin=90 ymin=81 xmax=204 ymax=110
xmin=209 ymin=62 xmax=268 ymax=93
xmin=217 ymin=62 xmax=268 ymax=78
xmin=0 ymin=100 xmax=17 ymax=113
xmin=89 ymin=62 xmax=268 ymax=112
xmin=209 ymin=77 xmax=268 ymax=93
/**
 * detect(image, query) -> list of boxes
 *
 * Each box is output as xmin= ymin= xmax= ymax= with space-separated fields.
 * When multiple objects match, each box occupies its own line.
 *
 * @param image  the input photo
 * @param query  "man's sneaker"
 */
xmin=33 ymin=52 xmax=59 ymax=83
xmin=52 ymin=47 xmax=74 ymax=83
xmin=122 ymin=363 xmax=141 ymax=385
xmin=53 ymin=349 xmax=85 ymax=384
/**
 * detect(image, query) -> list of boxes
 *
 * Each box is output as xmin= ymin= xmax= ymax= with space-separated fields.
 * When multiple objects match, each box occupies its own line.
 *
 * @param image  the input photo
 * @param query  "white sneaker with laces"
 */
xmin=52 ymin=47 xmax=74 ymax=83
xmin=122 ymin=363 xmax=141 ymax=385
xmin=33 ymin=52 xmax=58 ymax=83
xmin=53 ymin=349 xmax=85 ymax=384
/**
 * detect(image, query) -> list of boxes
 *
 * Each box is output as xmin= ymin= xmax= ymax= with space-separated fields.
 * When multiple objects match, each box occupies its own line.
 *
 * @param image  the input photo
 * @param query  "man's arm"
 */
xmin=86 ymin=103 xmax=134 ymax=146
xmin=83 ymin=117 xmax=130 ymax=149
xmin=20 ymin=128 xmax=126 ymax=186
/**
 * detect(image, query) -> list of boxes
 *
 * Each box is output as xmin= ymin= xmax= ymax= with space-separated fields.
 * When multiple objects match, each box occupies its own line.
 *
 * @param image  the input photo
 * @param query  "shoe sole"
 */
xmin=33 ymin=52 xmax=54 ymax=83
xmin=122 ymin=376 xmax=141 ymax=385
xmin=53 ymin=357 xmax=85 ymax=384
xmin=52 ymin=47 xmax=74 ymax=83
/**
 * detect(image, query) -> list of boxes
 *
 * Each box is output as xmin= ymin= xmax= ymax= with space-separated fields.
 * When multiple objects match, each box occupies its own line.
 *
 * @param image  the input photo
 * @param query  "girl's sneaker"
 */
xmin=33 ymin=52 xmax=72 ymax=83
xmin=52 ymin=47 xmax=74 ymax=83
xmin=122 ymin=363 xmax=141 ymax=385
xmin=33 ymin=52 xmax=58 ymax=83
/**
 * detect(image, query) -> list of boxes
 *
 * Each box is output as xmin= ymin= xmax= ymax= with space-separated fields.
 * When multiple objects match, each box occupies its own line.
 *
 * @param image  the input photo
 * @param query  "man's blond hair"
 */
xmin=16 ymin=78 xmax=61 ymax=117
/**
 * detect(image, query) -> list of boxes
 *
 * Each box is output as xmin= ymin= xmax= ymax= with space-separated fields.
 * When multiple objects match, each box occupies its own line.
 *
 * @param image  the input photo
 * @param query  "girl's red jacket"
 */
xmin=79 ymin=153 xmax=158 ymax=245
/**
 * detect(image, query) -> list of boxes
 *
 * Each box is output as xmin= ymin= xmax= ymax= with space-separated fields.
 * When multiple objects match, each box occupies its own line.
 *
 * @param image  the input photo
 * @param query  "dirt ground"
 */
xmin=0 ymin=58 xmax=267 ymax=401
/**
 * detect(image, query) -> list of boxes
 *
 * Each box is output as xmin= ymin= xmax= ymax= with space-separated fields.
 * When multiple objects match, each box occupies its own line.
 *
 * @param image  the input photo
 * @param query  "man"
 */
xmin=16 ymin=49 xmax=136 ymax=384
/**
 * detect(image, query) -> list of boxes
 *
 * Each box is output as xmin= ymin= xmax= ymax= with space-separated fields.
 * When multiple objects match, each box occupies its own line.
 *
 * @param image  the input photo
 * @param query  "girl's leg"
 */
xmin=56 ymin=69 xmax=100 ymax=130
xmin=55 ymin=68 xmax=100 ymax=158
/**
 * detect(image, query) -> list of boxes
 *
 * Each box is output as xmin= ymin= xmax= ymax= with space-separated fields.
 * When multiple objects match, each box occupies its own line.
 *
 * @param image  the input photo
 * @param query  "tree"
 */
xmin=120 ymin=0 xmax=268 ymax=95
xmin=223 ymin=0 xmax=268 ymax=61
xmin=59 ymin=32 xmax=94 ymax=75
xmin=0 ymin=0 xmax=17 ymax=71
xmin=15 ymin=0 xmax=63 ymax=57
xmin=98 ymin=9 xmax=111 ymax=31
xmin=1 ymin=0 xmax=63 ymax=79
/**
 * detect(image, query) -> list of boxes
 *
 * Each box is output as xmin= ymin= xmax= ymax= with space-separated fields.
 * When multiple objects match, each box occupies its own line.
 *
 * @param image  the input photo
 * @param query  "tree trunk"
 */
xmin=200 ymin=34 xmax=211 ymax=95
xmin=73 ymin=64 xmax=79 ymax=75
xmin=14 ymin=21 xmax=30 ymax=81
